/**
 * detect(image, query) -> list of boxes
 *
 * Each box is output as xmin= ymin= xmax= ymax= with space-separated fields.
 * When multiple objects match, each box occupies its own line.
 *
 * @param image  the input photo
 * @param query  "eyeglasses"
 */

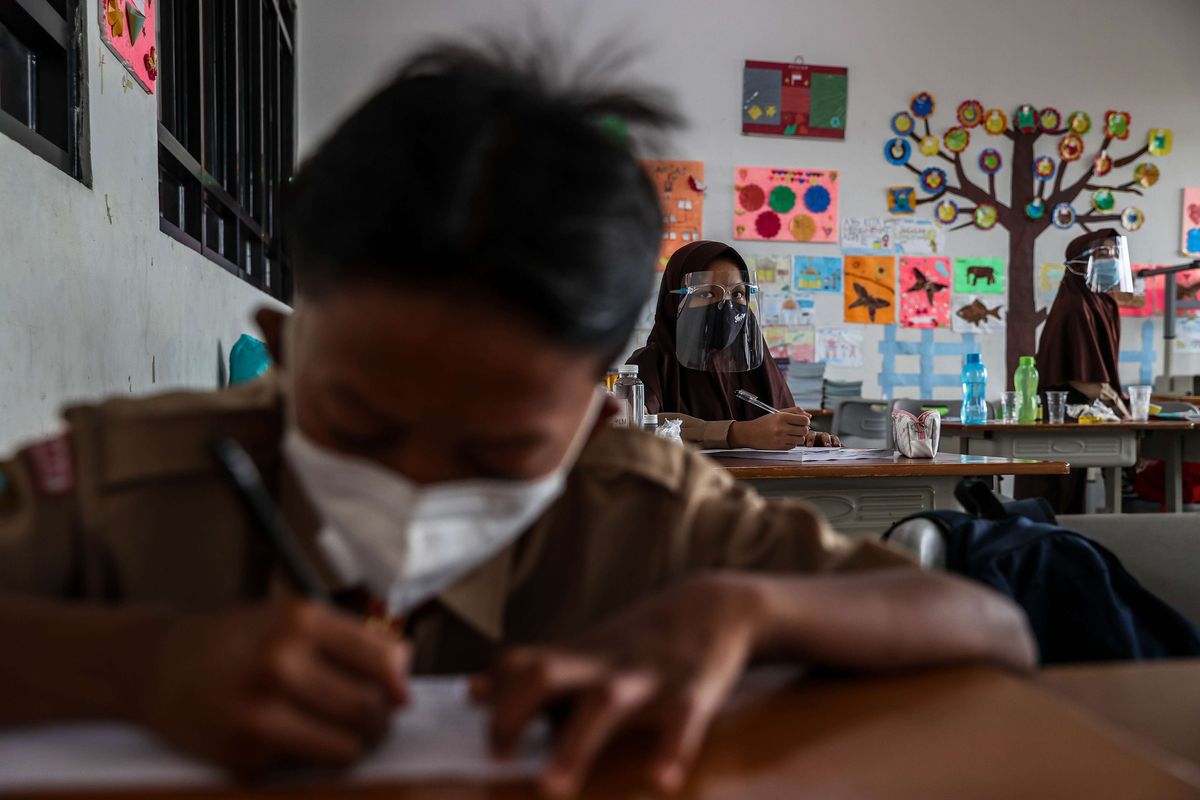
xmin=670 ymin=283 xmax=758 ymax=305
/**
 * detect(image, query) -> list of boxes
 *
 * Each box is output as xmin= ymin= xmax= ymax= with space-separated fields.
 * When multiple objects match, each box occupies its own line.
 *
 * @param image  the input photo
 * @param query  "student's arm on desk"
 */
xmin=478 ymin=569 xmax=1035 ymax=797
xmin=663 ymin=411 xmax=840 ymax=449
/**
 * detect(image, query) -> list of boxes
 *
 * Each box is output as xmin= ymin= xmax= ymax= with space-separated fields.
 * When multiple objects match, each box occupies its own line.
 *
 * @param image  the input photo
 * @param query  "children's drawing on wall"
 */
xmin=1182 ymin=188 xmax=1200 ymax=257
xmin=1174 ymin=316 xmax=1200 ymax=353
xmin=891 ymin=219 xmax=945 ymax=256
xmin=840 ymin=217 xmax=892 ymax=253
xmin=788 ymin=326 xmax=817 ymax=362
xmin=761 ymin=292 xmax=813 ymax=326
xmin=952 ymin=295 xmax=1005 ymax=334
xmin=1037 ymin=263 xmax=1065 ymax=307
xmin=792 ymin=255 xmax=842 ymax=292
xmin=744 ymin=253 xmax=791 ymax=290
xmin=817 ymin=327 xmax=863 ymax=366
xmin=741 ymin=60 xmax=848 ymax=140
xmin=734 ymin=166 xmax=838 ymax=243
xmin=644 ymin=160 xmax=705 ymax=270
xmin=952 ymin=258 xmax=1005 ymax=295
xmin=1118 ymin=268 xmax=1162 ymax=318
xmin=843 ymin=255 xmax=895 ymax=324
xmin=899 ymin=257 xmax=951 ymax=328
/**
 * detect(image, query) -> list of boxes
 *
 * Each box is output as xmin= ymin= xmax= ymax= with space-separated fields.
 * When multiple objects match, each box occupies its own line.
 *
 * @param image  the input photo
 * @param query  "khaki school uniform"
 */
xmin=0 ymin=377 xmax=908 ymax=673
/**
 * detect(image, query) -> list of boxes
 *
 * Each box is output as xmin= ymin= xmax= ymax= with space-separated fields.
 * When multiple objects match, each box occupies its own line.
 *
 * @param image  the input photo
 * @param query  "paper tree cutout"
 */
xmin=884 ymin=96 xmax=1168 ymax=384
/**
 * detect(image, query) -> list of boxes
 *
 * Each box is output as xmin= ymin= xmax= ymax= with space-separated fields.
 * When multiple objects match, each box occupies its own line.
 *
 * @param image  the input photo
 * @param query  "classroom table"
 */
xmin=943 ymin=420 xmax=1196 ymax=513
xmin=1154 ymin=394 xmax=1200 ymax=407
xmin=712 ymin=453 xmax=1068 ymax=536
xmin=14 ymin=665 xmax=1199 ymax=800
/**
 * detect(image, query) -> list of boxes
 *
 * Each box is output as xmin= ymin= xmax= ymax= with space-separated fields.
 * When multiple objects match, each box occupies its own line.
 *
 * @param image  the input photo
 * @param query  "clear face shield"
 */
xmin=671 ymin=270 xmax=764 ymax=372
xmin=1065 ymin=235 xmax=1133 ymax=295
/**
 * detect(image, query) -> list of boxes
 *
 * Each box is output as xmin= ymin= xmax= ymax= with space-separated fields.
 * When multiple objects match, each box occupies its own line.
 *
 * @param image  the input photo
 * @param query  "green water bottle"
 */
xmin=1015 ymin=356 xmax=1039 ymax=423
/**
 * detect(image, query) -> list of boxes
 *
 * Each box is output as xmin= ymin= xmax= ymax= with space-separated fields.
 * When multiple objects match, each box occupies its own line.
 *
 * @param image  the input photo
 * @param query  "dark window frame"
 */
xmin=157 ymin=0 xmax=296 ymax=302
xmin=0 ymin=0 xmax=91 ymax=183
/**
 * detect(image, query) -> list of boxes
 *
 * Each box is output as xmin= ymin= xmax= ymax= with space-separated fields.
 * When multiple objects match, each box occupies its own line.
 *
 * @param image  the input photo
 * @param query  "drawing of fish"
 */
xmin=955 ymin=300 xmax=1002 ymax=325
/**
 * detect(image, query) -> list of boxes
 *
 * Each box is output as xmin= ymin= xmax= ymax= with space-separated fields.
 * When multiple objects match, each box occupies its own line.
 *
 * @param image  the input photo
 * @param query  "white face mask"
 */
xmin=283 ymin=390 xmax=603 ymax=615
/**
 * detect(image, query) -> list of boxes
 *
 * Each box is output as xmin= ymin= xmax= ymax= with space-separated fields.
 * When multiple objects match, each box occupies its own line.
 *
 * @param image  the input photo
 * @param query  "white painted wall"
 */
xmin=298 ymin=0 xmax=1200 ymax=401
xmin=0 ymin=0 xmax=285 ymax=453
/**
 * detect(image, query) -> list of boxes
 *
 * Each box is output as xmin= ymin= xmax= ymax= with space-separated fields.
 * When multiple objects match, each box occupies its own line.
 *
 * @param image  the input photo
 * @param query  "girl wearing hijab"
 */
xmin=1016 ymin=228 xmax=1133 ymax=511
xmin=628 ymin=240 xmax=839 ymax=450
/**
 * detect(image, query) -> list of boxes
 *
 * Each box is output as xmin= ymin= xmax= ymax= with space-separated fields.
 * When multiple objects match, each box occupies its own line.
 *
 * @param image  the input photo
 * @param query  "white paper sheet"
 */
xmin=0 ymin=677 xmax=546 ymax=791
xmin=702 ymin=447 xmax=896 ymax=462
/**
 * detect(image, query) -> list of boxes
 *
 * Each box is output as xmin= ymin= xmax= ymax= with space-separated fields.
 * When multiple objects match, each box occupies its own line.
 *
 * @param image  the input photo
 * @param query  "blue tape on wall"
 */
xmin=1118 ymin=319 xmax=1156 ymax=386
xmin=879 ymin=327 xmax=979 ymax=400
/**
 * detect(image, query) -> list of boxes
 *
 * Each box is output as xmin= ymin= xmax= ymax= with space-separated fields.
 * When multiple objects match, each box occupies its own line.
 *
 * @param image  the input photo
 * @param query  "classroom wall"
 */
xmin=0 ymin=0 xmax=285 ymax=453
xmin=302 ymin=0 xmax=1199 ymax=402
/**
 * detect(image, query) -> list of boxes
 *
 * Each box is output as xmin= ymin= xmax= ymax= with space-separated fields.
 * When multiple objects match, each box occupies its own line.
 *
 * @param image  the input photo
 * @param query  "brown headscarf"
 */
xmin=627 ymin=240 xmax=794 ymax=420
xmin=1035 ymin=229 xmax=1123 ymax=399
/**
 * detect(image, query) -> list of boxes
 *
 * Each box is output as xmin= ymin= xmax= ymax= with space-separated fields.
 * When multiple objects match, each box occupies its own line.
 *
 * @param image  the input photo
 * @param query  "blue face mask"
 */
xmin=1091 ymin=258 xmax=1121 ymax=292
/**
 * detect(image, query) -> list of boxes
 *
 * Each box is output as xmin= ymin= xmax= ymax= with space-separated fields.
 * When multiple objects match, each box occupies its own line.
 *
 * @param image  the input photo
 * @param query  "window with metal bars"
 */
xmin=157 ymin=0 xmax=296 ymax=302
xmin=0 ymin=0 xmax=89 ymax=181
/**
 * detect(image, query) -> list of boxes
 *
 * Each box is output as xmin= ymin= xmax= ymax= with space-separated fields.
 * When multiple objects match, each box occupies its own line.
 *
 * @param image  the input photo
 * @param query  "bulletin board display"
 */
xmin=741 ymin=60 xmax=848 ymax=140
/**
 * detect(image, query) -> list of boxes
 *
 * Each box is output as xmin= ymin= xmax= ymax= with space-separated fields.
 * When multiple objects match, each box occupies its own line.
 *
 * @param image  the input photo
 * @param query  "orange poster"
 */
xmin=843 ymin=255 xmax=895 ymax=325
xmin=644 ymin=160 xmax=705 ymax=271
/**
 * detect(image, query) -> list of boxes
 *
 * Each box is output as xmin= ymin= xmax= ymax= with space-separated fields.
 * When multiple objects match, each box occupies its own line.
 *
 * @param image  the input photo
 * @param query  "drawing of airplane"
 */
xmin=849 ymin=282 xmax=891 ymax=322
xmin=906 ymin=267 xmax=949 ymax=306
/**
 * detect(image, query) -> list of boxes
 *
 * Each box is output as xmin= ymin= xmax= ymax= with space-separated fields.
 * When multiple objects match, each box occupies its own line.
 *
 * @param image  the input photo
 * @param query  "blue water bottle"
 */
xmin=961 ymin=353 xmax=988 ymax=424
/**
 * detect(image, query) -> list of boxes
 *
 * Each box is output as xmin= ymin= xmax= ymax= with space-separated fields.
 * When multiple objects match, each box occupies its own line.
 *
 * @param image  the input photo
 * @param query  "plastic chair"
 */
xmin=832 ymin=399 xmax=893 ymax=448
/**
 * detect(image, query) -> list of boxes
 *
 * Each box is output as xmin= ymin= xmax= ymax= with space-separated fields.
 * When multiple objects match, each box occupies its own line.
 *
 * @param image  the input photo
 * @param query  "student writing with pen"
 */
xmin=627 ymin=241 xmax=841 ymax=449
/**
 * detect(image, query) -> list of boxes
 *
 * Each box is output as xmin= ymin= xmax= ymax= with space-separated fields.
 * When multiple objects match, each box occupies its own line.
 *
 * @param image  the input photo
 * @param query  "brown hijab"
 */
xmin=1036 ymin=229 xmax=1123 ymax=398
xmin=627 ymin=240 xmax=794 ymax=420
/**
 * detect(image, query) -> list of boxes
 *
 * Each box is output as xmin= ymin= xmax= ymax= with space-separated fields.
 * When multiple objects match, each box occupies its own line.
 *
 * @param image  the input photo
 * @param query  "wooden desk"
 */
xmin=943 ymin=420 xmax=1196 ymax=512
xmin=713 ymin=453 xmax=1068 ymax=535
xmin=1038 ymin=659 xmax=1200 ymax=777
xmin=16 ymin=667 xmax=1198 ymax=799
xmin=1155 ymin=394 xmax=1200 ymax=406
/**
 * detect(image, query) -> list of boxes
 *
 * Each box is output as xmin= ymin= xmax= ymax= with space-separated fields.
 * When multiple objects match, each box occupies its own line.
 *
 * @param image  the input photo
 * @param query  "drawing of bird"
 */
xmin=906 ymin=267 xmax=949 ymax=306
xmin=849 ymin=282 xmax=891 ymax=322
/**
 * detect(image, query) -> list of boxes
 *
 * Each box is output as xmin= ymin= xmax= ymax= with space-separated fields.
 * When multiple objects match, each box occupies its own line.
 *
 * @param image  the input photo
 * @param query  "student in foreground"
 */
xmin=0 ymin=41 xmax=1035 ymax=796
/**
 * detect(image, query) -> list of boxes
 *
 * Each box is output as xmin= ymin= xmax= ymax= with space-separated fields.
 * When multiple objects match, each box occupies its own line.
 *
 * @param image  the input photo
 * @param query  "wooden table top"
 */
xmin=18 ymin=666 xmax=1198 ymax=799
xmin=1038 ymin=659 xmax=1200 ymax=773
xmin=942 ymin=419 xmax=1196 ymax=432
xmin=715 ymin=452 xmax=1070 ymax=480
xmin=1154 ymin=394 xmax=1200 ymax=406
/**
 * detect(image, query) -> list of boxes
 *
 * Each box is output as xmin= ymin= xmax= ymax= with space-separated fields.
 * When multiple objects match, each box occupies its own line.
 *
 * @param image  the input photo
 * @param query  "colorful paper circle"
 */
xmin=1148 ymin=128 xmax=1173 ymax=156
xmin=755 ymin=210 xmax=782 ymax=238
xmin=791 ymin=213 xmax=817 ymax=241
xmin=920 ymin=167 xmax=947 ymax=194
xmin=919 ymin=135 xmax=940 ymax=157
xmin=738 ymin=184 xmax=765 ymax=212
xmin=1091 ymin=189 xmax=1116 ymax=212
xmin=910 ymin=92 xmax=936 ymax=118
xmin=935 ymin=198 xmax=959 ymax=225
xmin=1121 ymin=207 xmax=1145 ymax=232
xmin=1068 ymin=111 xmax=1091 ymax=135
xmin=957 ymin=100 xmax=983 ymax=128
xmin=769 ymin=185 xmax=797 ymax=214
xmin=1039 ymin=107 xmax=1062 ymax=132
xmin=1052 ymin=203 xmax=1076 ymax=229
xmin=804 ymin=184 xmax=832 ymax=213
xmin=1059 ymin=133 xmax=1084 ymax=162
xmin=978 ymin=148 xmax=1003 ymax=174
xmin=1033 ymin=156 xmax=1056 ymax=181
xmin=983 ymin=108 xmax=1008 ymax=135
xmin=885 ymin=137 xmax=912 ymax=165
xmin=974 ymin=204 xmax=999 ymax=230
xmin=944 ymin=127 xmax=970 ymax=153
xmin=1026 ymin=198 xmax=1045 ymax=220
xmin=1014 ymin=104 xmax=1039 ymax=134
xmin=1093 ymin=151 xmax=1113 ymax=177
xmin=891 ymin=111 xmax=915 ymax=136
xmin=1105 ymin=110 xmax=1131 ymax=140
xmin=1134 ymin=162 xmax=1160 ymax=188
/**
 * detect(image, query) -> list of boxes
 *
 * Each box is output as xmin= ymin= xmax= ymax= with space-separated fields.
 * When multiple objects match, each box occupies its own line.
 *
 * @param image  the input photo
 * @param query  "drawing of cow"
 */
xmin=967 ymin=265 xmax=996 ymax=286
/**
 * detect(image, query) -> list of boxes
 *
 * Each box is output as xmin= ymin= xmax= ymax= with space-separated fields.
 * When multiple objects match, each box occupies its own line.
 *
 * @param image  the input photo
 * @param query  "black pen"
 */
xmin=735 ymin=389 xmax=782 ymax=415
xmin=211 ymin=436 xmax=331 ymax=602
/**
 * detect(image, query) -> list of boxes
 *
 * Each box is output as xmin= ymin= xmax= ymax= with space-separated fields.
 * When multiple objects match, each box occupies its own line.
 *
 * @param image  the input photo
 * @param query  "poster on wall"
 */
xmin=1182 ymin=188 xmax=1200 ymax=257
xmin=840 ymin=217 xmax=892 ymax=253
xmin=1037 ymin=263 xmax=1065 ymax=306
xmin=952 ymin=258 xmax=1006 ymax=295
xmin=99 ymin=0 xmax=157 ymax=93
xmin=761 ymin=292 xmax=813 ymax=327
xmin=843 ymin=255 xmax=895 ymax=325
xmin=898 ymin=257 xmax=951 ymax=329
xmin=741 ymin=60 xmax=847 ymax=140
xmin=743 ymin=253 xmax=791 ymax=290
xmin=644 ymin=160 xmax=705 ymax=270
xmin=952 ymin=295 xmax=1006 ymax=334
xmin=1174 ymin=317 xmax=1200 ymax=353
xmin=1118 ymin=268 xmax=1161 ymax=318
xmin=788 ymin=326 xmax=817 ymax=362
xmin=733 ymin=166 xmax=838 ymax=243
xmin=817 ymin=327 xmax=863 ymax=367
xmin=891 ymin=219 xmax=945 ymax=256
xmin=792 ymin=255 xmax=842 ymax=292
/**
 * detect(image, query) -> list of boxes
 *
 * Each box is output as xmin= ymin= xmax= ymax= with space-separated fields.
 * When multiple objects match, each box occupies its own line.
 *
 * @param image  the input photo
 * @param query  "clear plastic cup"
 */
xmin=1129 ymin=385 xmax=1152 ymax=421
xmin=1046 ymin=391 xmax=1069 ymax=424
xmin=1000 ymin=391 xmax=1019 ymax=423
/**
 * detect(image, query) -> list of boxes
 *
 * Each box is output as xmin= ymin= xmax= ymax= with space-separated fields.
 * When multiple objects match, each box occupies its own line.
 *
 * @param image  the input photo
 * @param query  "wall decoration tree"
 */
xmin=883 ymin=93 xmax=1171 ymax=383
